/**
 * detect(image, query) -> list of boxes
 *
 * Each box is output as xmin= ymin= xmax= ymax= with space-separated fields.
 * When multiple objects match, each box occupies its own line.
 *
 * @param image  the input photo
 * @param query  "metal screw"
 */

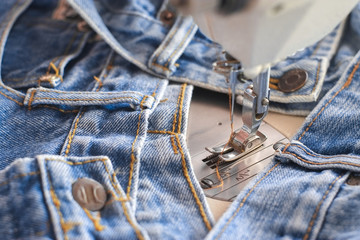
xmin=262 ymin=98 xmax=269 ymax=106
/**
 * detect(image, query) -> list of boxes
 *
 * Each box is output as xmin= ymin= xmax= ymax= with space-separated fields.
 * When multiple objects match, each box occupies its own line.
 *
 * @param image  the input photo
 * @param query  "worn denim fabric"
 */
xmin=1 ymin=0 xmax=360 ymax=239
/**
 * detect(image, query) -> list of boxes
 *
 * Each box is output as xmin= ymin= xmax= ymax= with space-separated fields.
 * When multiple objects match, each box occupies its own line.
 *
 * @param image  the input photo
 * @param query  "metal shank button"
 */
xmin=160 ymin=10 xmax=175 ymax=24
xmin=72 ymin=178 xmax=107 ymax=211
xmin=278 ymin=69 xmax=308 ymax=93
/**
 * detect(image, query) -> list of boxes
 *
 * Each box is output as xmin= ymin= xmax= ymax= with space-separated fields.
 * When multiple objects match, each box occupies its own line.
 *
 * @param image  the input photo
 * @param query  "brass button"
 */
xmin=278 ymin=69 xmax=308 ymax=93
xmin=160 ymin=10 xmax=175 ymax=24
xmin=72 ymin=178 xmax=107 ymax=211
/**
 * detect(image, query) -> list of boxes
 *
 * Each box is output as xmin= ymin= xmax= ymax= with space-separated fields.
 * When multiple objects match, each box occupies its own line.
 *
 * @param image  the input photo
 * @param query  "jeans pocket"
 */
xmin=0 ymin=155 xmax=149 ymax=240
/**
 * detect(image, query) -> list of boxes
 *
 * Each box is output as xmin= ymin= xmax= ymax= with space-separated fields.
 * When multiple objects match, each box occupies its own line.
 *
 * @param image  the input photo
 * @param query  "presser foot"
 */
xmin=205 ymin=130 xmax=267 ymax=162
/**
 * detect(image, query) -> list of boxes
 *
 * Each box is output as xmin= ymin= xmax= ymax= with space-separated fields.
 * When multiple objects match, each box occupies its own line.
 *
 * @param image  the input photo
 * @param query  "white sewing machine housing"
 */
xmin=177 ymin=0 xmax=358 ymax=201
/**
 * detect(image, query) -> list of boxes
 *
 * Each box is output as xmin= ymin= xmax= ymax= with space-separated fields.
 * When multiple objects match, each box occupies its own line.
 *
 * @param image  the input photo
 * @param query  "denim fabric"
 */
xmin=1 ymin=0 xmax=360 ymax=239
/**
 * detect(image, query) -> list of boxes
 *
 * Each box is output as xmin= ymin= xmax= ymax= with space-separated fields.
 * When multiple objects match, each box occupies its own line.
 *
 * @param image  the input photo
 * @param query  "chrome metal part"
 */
xmin=208 ymin=63 xmax=270 ymax=162
xmin=187 ymin=88 xmax=289 ymax=201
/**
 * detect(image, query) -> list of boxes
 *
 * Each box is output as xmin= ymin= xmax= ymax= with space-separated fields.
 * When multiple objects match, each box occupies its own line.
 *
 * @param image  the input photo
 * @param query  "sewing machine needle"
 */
xmin=230 ymin=69 xmax=236 ymax=126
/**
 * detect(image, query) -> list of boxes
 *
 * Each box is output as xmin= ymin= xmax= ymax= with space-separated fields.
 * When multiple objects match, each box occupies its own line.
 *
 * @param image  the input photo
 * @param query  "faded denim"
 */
xmin=1 ymin=0 xmax=360 ymax=240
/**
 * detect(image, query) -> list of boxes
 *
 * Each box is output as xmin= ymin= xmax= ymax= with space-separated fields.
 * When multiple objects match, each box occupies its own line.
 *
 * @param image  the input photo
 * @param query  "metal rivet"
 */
xmin=346 ymin=174 xmax=360 ymax=186
xmin=72 ymin=178 xmax=107 ymax=211
xmin=160 ymin=10 xmax=175 ymax=24
xmin=261 ymin=98 xmax=269 ymax=106
xmin=278 ymin=69 xmax=308 ymax=93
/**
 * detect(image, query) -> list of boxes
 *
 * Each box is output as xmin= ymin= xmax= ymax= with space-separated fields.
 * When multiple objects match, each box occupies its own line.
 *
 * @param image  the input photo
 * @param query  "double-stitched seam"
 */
xmin=164 ymin=23 xmax=196 ymax=68
xmin=176 ymin=83 xmax=186 ymax=133
xmin=147 ymin=130 xmax=176 ymax=135
xmin=82 ymin=208 xmax=105 ymax=231
xmin=298 ymin=60 xmax=360 ymax=141
xmin=151 ymin=18 xmax=183 ymax=68
xmin=170 ymin=136 xmax=178 ymax=154
xmin=0 ymin=90 xmax=23 ymax=105
xmin=175 ymin=134 xmax=212 ymax=230
xmin=0 ymin=170 xmax=40 ymax=187
xmin=214 ymin=163 xmax=280 ymax=240
xmin=303 ymin=174 xmax=343 ymax=240
xmin=46 ymin=161 xmax=78 ymax=240
xmin=286 ymin=144 xmax=360 ymax=160
xmin=64 ymin=111 xmax=85 ymax=157
xmin=36 ymin=89 xmax=143 ymax=96
xmin=27 ymin=90 xmax=36 ymax=110
xmin=283 ymin=151 xmax=360 ymax=168
xmin=126 ymin=96 xmax=148 ymax=199
xmin=101 ymin=161 xmax=144 ymax=240
xmin=33 ymin=96 xmax=139 ymax=102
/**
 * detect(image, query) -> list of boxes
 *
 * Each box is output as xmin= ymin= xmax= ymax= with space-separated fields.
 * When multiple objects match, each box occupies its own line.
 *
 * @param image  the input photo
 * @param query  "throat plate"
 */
xmin=188 ymin=88 xmax=288 ymax=202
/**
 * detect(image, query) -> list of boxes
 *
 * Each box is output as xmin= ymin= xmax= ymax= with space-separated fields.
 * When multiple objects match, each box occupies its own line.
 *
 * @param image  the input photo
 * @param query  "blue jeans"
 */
xmin=0 ymin=0 xmax=360 ymax=239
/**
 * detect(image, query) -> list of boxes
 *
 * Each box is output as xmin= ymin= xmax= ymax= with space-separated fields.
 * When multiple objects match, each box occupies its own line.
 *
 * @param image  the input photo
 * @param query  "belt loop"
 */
xmin=148 ymin=16 xmax=198 ymax=77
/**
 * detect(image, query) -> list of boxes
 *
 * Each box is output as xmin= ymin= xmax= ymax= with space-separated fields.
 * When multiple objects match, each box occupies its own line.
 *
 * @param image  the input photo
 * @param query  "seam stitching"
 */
xmin=0 ymin=170 xmax=40 ymax=187
xmin=298 ymin=60 xmax=360 ymax=140
xmin=303 ymin=174 xmax=343 ymax=240
xmin=165 ymin=24 xmax=196 ymax=68
xmin=283 ymin=151 xmax=360 ymax=168
xmin=82 ymin=208 xmax=105 ymax=231
xmin=214 ymin=163 xmax=280 ymax=240
xmin=64 ymin=111 xmax=85 ymax=157
xmin=175 ymin=134 xmax=212 ymax=230
xmin=126 ymin=96 xmax=148 ymax=199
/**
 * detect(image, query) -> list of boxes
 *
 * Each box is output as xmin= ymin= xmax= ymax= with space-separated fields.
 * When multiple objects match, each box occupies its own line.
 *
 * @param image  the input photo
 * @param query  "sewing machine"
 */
xmin=170 ymin=0 xmax=358 ymax=208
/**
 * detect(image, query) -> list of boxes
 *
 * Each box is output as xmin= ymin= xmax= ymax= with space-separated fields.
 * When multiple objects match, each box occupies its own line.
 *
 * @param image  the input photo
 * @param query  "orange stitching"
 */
xmin=170 ymin=136 xmax=178 ymax=154
xmin=165 ymin=24 xmax=196 ymax=68
xmin=298 ymin=60 xmax=360 ymax=140
xmin=37 ymin=88 xmax=143 ymax=96
xmin=0 ymin=90 xmax=23 ymax=106
xmin=152 ymin=62 xmax=171 ymax=72
xmin=286 ymin=144 xmax=360 ymax=160
xmin=283 ymin=151 xmax=360 ymax=168
xmin=94 ymin=76 xmax=103 ymax=90
xmin=38 ymin=105 xmax=79 ymax=113
xmin=49 ymin=62 xmax=63 ymax=83
xmin=172 ymin=84 xmax=184 ymax=132
xmin=120 ymin=200 xmax=145 ymax=240
xmin=82 ymin=208 xmax=105 ymax=231
xmin=47 ymin=162 xmax=78 ymax=239
xmin=101 ymin=163 xmax=144 ymax=240
xmin=270 ymin=78 xmax=279 ymax=84
xmin=282 ymin=143 xmax=291 ymax=154
xmin=151 ymin=19 xmax=182 ymax=66
xmin=44 ymin=157 xmax=124 ymax=202
xmin=147 ymin=130 xmax=176 ymax=135
xmin=101 ymin=161 xmax=127 ymax=201
xmin=269 ymin=83 xmax=279 ymax=90
xmin=215 ymin=163 xmax=280 ymax=240
xmin=160 ymin=98 xmax=168 ymax=103
xmin=126 ymin=96 xmax=148 ymax=199
xmin=177 ymin=84 xmax=187 ymax=133
xmin=175 ymin=134 xmax=212 ymax=230
xmin=33 ymin=96 xmax=139 ymax=102
xmin=303 ymin=174 xmax=343 ymax=240
xmin=27 ymin=90 xmax=36 ymax=110
xmin=64 ymin=111 xmax=85 ymax=157
xmin=310 ymin=39 xmax=324 ymax=57
xmin=0 ymin=171 xmax=40 ymax=187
